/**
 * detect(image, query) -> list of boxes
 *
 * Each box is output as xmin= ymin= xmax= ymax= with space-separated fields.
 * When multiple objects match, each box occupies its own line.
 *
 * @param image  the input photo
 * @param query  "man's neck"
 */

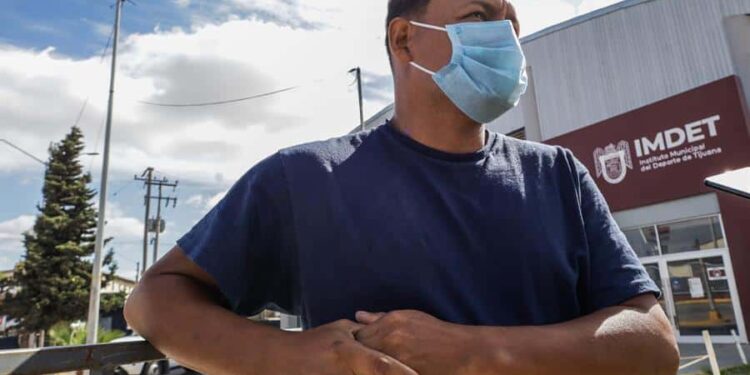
xmin=391 ymin=96 xmax=486 ymax=154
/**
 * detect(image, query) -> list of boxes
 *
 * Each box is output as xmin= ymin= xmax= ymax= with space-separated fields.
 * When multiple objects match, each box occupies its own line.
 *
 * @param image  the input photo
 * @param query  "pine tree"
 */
xmin=0 ymin=126 xmax=118 ymax=338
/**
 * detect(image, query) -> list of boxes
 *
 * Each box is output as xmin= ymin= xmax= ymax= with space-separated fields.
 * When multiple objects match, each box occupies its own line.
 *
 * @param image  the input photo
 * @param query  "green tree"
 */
xmin=47 ymin=321 xmax=125 ymax=346
xmin=0 ymin=126 xmax=118 ymax=339
xmin=102 ymin=291 xmax=127 ymax=313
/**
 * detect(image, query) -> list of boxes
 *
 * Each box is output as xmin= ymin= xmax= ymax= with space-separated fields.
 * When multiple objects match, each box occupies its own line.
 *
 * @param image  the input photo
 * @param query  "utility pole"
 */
xmin=135 ymin=172 xmax=178 ymax=268
xmin=152 ymin=178 xmax=178 ymax=264
xmin=349 ymin=67 xmax=365 ymax=131
xmin=153 ymin=184 xmax=164 ymax=264
xmin=135 ymin=262 xmax=140 ymax=283
xmin=135 ymin=168 xmax=154 ymax=275
xmin=86 ymin=0 xmax=123 ymax=345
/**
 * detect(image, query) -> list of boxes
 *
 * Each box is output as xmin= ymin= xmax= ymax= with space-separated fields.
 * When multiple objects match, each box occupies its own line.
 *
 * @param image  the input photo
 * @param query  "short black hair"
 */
xmin=385 ymin=0 xmax=431 ymax=61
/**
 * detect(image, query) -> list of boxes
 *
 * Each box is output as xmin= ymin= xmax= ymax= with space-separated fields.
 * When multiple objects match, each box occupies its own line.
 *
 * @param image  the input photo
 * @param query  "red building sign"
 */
xmin=549 ymin=76 xmax=750 ymax=212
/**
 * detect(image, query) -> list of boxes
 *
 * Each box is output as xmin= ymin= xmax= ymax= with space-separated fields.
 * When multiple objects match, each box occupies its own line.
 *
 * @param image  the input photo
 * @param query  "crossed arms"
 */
xmin=124 ymin=247 xmax=679 ymax=375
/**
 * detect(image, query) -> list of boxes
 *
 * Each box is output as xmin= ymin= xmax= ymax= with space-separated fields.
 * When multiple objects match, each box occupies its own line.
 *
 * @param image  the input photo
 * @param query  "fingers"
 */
xmin=335 ymin=340 xmax=418 ymax=375
xmin=330 ymin=318 xmax=365 ymax=335
xmin=353 ymin=321 xmax=383 ymax=347
xmin=356 ymin=311 xmax=386 ymax=324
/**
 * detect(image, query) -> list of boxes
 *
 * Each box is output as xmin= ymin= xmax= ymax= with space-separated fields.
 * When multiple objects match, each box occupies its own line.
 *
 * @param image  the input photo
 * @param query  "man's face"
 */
xmin=397 ymin=0 xmax=518 ymax=115
xmin=411 ymin=0 xmax=517 ymax=72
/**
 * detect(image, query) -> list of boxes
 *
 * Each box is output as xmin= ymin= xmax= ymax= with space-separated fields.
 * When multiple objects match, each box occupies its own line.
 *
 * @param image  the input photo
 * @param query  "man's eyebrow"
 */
xmin=462 ymin=0 xmax=504 ymax=16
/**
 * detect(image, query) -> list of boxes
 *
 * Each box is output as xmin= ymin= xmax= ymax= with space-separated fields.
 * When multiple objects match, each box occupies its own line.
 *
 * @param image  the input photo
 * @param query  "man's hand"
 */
xmin=353 ymin=296 xmax=678 ymax=375
xmin=266 ymin=319 xmax=419 ymax=375
xmin=354 ymin=310 xmax=483 ymax=375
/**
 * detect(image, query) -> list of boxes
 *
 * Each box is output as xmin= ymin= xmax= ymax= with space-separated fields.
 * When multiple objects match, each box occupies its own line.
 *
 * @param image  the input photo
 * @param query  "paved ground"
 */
xmin=679 ymin=342 xmax=749 ymax=374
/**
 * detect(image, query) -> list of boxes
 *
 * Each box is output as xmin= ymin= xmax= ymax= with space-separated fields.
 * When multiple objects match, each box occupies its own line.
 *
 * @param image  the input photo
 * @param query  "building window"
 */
xmin=658 ymin=216 xmax=725 ymax=254
xmin=623 ymin=226 xmax=659 ymax=258
xmin=625 ymin=215 xmax=726 ymax=258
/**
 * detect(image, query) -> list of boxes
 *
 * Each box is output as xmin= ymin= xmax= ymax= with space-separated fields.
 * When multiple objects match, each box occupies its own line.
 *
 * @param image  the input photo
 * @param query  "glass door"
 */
xmin=643 ymin=262 xmax=673 ymax=325
xmin=667 ymin=254 xmax=739 ymax=337
xmin=624 ymin=214 xmax=747 ymax=343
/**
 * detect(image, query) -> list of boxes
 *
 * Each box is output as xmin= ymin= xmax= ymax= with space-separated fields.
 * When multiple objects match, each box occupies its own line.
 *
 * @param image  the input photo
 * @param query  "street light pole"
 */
xmin=86 ymin=0 xmax=124 ymax=345
xmin=355 ymin=67 xmax=364 ymax=132
xmin=348 ymin=67 xmax=365 ymax=132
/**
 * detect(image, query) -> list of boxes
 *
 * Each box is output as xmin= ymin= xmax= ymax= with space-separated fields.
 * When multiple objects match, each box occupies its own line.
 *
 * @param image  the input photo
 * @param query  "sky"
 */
xmin=0 ymin=0 xmax=622 ymax=280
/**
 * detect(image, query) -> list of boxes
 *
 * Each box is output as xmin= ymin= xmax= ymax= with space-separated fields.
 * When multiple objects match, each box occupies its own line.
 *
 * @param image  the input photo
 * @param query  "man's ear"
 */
xmin=388 ymin=17 xmax=413 ymax=65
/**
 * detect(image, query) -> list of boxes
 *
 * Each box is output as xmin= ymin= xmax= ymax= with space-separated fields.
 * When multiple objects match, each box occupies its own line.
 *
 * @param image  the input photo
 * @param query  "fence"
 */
xmin=678 ymin=329 xmax=749 ymax=374
xmin=0 ymin=339 xmax=163 ymax=375
xmin=679 ymin=330 xmax=721 ymax=374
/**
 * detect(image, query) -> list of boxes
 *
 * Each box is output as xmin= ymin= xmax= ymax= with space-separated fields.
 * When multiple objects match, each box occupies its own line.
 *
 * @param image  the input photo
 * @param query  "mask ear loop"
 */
xmin=410 ymin=61 xmax=436 ymax=76
xmin=409 ymin=20 xmax=447 ymax=32
xmin=408 ymin=21 xmax=446 ymax=76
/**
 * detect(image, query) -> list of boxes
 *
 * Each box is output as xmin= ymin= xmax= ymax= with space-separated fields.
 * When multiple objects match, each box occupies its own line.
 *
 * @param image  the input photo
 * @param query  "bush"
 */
xmin=47 ymin=321 xmax=125 ymax=346
xmin=720 ymin=365 xmax=750 ymax=374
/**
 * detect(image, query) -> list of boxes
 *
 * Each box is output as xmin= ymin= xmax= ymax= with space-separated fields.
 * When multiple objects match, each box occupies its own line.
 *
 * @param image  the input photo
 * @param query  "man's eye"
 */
xmin=467 ymin=12 xmax=487 ymax=21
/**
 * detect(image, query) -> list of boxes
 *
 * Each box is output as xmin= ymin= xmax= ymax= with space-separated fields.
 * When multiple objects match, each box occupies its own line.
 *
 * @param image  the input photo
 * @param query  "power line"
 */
xmin=115 ymin=253 xmax=142 ymax=265
xmin=111 ymin=179 xmax=137 ymax=197
xmin=139 ymin=85 xmax=299 ymax=107
xmin=151 ymin=169 xmax=210 ymax=188
xmin=99 ymin=23 xmax=115 ymax=64
xmin=138 ymin=68 xmax=359 ymax=108
xmin=87 ymin=117 xmax=107 ymax=173
xmin=0 ymin=139 xmax=46 ymax=166
xmin=73 ymin=99 xmax=89 ymax=127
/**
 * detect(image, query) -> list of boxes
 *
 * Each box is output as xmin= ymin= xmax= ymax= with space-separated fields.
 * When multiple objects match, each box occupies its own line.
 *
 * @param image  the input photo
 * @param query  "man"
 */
xmin=125 ymin=0 xmax=680 ymax=374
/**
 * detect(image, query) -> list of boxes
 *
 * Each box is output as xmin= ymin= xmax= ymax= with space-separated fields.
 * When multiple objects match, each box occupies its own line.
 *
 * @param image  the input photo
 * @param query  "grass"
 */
xmin=701 ymin=364 xmax=750 ymax=374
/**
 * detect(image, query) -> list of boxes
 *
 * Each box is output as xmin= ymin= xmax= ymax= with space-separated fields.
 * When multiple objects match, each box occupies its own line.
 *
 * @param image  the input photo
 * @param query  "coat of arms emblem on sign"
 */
xmin=593 ymin=141 xmax=633 ymax=184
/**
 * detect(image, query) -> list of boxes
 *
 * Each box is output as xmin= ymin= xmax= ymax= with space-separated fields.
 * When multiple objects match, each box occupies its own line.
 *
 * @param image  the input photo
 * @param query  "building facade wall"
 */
xmin=490 ymin=0 xmax=750 ymax=140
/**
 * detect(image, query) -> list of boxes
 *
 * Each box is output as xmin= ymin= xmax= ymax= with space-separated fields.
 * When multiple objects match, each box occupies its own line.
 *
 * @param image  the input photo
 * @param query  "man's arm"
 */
xmin=125 ymin=247 xmax=418 ymax=375
xmin=476 ymin=294 xmax=679 ymax=374
xmin=354 ymin=294 xmax=679 ymax=375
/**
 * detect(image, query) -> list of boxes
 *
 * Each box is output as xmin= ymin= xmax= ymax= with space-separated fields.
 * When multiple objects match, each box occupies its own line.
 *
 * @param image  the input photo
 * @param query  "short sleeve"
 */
xmin=177 ymin=153 xmax=297 ymax=316
xmin=566 ymin=150 xmax=661 ymax=312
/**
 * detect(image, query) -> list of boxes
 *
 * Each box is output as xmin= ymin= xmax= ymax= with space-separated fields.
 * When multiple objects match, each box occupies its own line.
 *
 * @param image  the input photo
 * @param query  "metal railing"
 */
xmin=0 ymin=339 xmax=164 ymax=375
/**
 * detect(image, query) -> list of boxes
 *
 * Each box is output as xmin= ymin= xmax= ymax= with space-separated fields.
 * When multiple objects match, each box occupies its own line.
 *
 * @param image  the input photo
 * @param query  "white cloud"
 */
xmin=0 ymin=215 xmax=35 ymax=270
xmin=0 ymin=12 xmax=381 ymax=187
xmin=185 ymin=194 xmax=204 ymax=207
xmin=103 ymin=202 xmax=145 ymax=242
xmin=83 ymin=19 xmax=112 ymax=38
xmin=0 ymin=208 xmax=143 ymax=269
xmin=206 ymin=191 xmax=227 ymax=210
xmin=174 ymin=0 xmax=191 ymax=8
xmin=107 ymin=218 xmax=144 ymax=242
xmin=182 ymin=191 xmax=227 ymax=212
xmin=0 ymin=215 xmax=35 ymax=242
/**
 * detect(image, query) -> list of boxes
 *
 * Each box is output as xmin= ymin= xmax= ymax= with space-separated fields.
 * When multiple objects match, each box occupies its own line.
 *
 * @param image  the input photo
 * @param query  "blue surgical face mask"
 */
xmin=409 ymin=20 xmax=528 ymax=124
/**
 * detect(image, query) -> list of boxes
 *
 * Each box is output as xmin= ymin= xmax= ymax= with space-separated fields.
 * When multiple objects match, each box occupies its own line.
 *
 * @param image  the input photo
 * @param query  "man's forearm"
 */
xmin=473 ymin=297 xmax=679 ymax=375
xmin=124 ymin=272 xmax=286 ymax=375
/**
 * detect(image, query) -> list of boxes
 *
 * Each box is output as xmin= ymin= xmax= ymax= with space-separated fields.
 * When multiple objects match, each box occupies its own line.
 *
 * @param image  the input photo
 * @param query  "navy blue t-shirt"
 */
xmin=178 ymin=121 xmax=659 ymax=328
